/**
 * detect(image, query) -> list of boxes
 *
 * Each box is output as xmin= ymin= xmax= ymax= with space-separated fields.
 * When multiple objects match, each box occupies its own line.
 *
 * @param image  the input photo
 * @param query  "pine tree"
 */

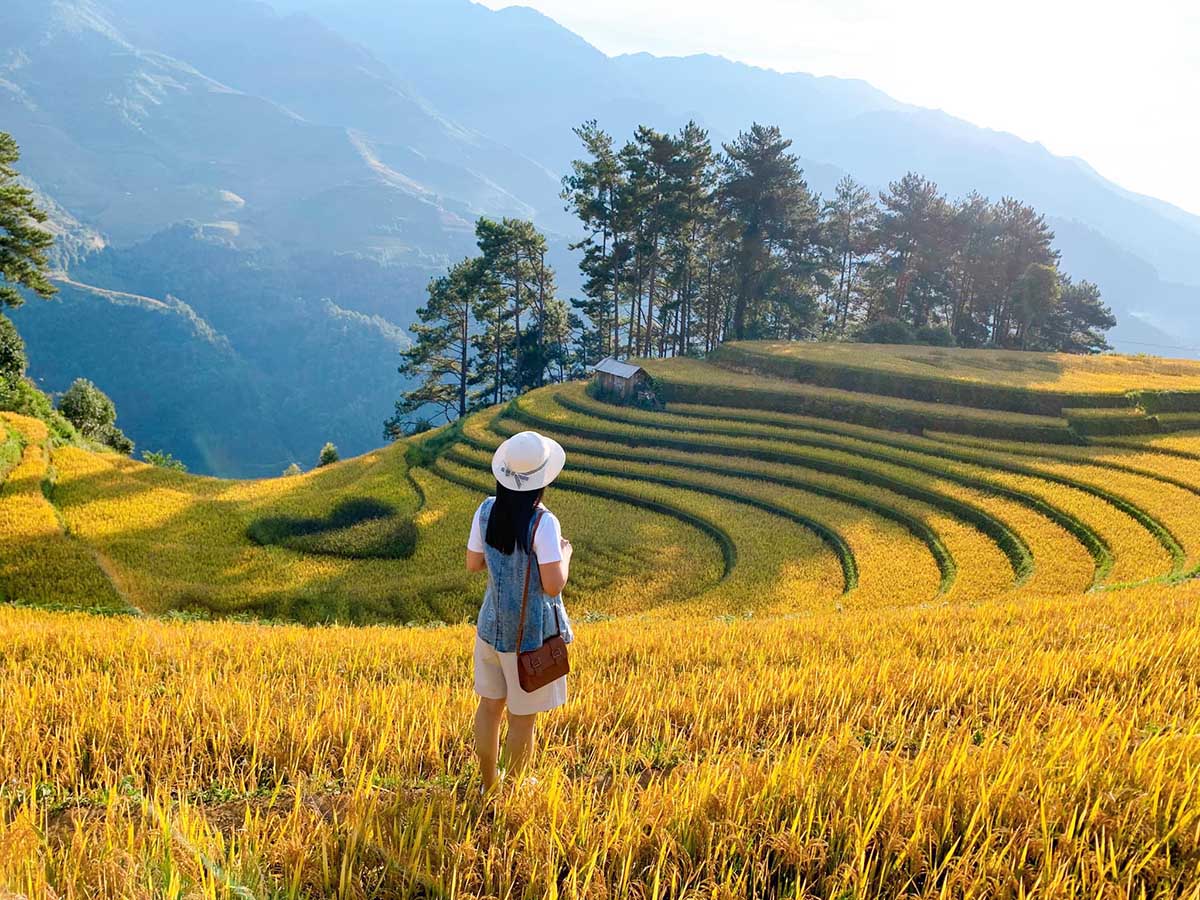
xmin=477 ymin=218 xmax=534 ymax=353
xmin=562 ymin=122 xmax=624 ymax=358
xmin=873 ymin=173 xmax=954 ymax=328
xmin=719 ymin=124 xmax=821 ymax=340
xmin=386 ymin=257 xmax=480 ymax=439
xmin=945 ymin=193 xmax=999 ymax=346
xmin=988 ymin=198 xmax=1059 ymax=345
xmin=1011 ymin=262 xmax=1061 ymax=349
xmin=476 ymin=217 xmax=562 ymax=391
xmin=619 ymin=127 xmax=679 ymax=357
xmin=822 ymin=175 xmax=877 ymax=334
xmin=562 ymin=120 xmax=1111 ymax=357
xmin=664 ymin=122 xmax=718 ymax=357
xmin=527 ymin=240 xmax=563 ymax=386
xmin=0 ymin=133 xmax=56 ymax=309
xmin=1048 ymin=277 xmax=1115 ymax=354
xmin=472 ymin=250 xmax=516 ymax=408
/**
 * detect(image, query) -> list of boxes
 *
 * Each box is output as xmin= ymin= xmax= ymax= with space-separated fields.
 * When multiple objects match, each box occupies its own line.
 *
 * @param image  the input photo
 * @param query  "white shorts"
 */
xmin=473 ymin=635 xmax=568 ymax=715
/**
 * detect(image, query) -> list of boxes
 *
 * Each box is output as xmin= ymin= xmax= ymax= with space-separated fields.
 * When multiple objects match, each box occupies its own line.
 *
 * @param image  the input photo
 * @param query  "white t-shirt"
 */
xmin=467 ymin=501 xmax=564 ymax=563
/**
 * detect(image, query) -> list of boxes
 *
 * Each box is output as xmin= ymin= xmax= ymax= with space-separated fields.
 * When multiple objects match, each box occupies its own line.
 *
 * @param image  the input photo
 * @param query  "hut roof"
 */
xmin=593 ymin=357 xmax=645 ymax=380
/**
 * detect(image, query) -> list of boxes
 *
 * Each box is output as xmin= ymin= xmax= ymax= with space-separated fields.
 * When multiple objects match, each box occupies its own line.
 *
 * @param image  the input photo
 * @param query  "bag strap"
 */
xmin=516 ymin=509 xmax=545 ymax=653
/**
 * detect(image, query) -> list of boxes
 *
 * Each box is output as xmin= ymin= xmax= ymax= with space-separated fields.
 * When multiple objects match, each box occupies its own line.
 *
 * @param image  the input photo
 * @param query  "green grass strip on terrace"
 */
xmin=0 ymin=422 xmax=24 ymax=485
xmin=538 ymin=391 xmax=1056 ymax=585
xmin=923 ymin=434 xmax=1200 ymax=580
xmin=714 ymin=342 xmax=1200 ymax=412
xmin=654 ymin=394 xmax=1187 ymax=580
xmin=559 ymin=388 xmax=1185 ymax=584
xmin=1094 ymin=434 xmax=1200 ymax=463
xmin=444 ymin=434 xmax=852 ymax=594
xmin=1156 ymin=413 xmax=1200 ymax=432
xmin=432 ymin=419 xmax=737 ymax=588
xmin=482 ymin=410 xmax=957 ymax=596
xmin=643 ymin=357 xmax=1081 ymax=445
xmin=1062 ymin=407 xmax=1162 ymax=437
xmin=926 ymin=431 xmax=1200 ymax=504
xmin=449 ymin=424 xmax=859 ymax=596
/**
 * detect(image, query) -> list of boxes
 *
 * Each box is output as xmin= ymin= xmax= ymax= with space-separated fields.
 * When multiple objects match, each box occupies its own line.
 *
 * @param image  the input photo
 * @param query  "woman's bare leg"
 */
xmin=502 ymin=712 xmax=537 ymax=780
xmin=474 ymin=697 xmax=506 ymax=792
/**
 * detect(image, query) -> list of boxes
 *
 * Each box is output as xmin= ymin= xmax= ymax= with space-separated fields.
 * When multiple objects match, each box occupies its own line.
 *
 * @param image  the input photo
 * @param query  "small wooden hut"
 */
xmin=592 ymin=358 xmax=648 ymax=400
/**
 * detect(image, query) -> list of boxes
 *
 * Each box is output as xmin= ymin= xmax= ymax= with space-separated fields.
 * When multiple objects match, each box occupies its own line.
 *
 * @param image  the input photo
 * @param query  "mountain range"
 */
xmin=4 ymin=0 xmax=1198 ymax=475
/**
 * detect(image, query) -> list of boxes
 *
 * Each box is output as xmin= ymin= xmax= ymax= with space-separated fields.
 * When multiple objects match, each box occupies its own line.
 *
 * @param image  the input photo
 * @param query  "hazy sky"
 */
xmin=479 ymin=0 xmax=1200 ymax=216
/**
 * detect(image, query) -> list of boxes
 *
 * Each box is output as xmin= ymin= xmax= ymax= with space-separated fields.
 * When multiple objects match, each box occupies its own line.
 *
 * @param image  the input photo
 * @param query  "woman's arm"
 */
xmin=465 ymin=504 xmax=487 ymax=572
xmin=539 ymin=538 xmax=572 ymax=595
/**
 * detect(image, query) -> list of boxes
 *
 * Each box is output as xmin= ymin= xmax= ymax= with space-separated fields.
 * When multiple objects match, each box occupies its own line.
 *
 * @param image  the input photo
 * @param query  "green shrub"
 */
xmin=282 ymin=462 xmax=303 ymax=477
xmin=1129 ymin=390 xmax=1200 ymax=414
xmin=143 ymin=450 xmax=188 ymax=471
xmin=96 ymin=423 xmax=135 ymax=456
xmin=318 ymin=442 xmax=340 ymax=467
xmin=0 ymin=314 xmax=26 ymax=386
xmin=6 ymin=379 xmax=78 ymax=443
xmin=1063 ymin=408 xmax=1160 ymax=437
xmin=0 ymin=423 xmax=22 ymax=480
xmin=915 ymin=325 xmax=956 ymax=347
xmin=856 ymin=318 xmax=916 ymax=345
xmin=403 ymin=419 xmax=461 ymax=469
xmin=59 ymin=378 xmax=117 ymax=436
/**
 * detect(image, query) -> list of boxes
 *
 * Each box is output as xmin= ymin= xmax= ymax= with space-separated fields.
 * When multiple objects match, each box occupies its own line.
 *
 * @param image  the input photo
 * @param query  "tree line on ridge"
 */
xmin=386 ymin=120 xmax=1116 ymax=434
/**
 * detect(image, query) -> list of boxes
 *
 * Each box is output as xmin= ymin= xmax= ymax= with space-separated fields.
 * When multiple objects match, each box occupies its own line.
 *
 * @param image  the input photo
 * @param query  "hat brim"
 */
xmin=491 ymin=434 xmax=566 ymax=492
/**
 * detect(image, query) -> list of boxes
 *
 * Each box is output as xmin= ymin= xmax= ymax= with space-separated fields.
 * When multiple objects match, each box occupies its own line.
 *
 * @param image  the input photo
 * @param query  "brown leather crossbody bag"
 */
xmin=515 ymin=510 xmax=570 ymax=692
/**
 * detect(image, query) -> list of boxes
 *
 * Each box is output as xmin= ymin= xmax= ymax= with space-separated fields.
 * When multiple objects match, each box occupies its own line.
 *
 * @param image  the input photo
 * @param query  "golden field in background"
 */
xmin=722 ymin=341 xmax=1200 ymax=395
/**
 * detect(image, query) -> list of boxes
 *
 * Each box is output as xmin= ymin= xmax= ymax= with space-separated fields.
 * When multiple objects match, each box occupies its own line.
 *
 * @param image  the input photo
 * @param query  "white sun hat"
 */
xmin=492 ymin=431 xmax=566 ymax=492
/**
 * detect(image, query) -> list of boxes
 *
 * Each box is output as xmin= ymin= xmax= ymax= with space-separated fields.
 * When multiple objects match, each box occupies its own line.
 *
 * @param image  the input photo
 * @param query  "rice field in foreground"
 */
xmin=2 ymin=345 xmax=1200 ymax=898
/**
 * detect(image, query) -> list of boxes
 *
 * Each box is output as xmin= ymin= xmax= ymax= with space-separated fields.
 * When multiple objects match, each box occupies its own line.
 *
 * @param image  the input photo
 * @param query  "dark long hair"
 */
xmin=485 ymin=482 xmax=545 ymax=555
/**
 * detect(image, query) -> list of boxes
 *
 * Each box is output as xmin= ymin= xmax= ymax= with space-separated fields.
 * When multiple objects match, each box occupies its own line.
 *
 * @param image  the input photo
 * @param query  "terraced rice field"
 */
xmin=0 ymin=417 xmax=716 ymax=623
xmin=717 ymin=340 xmax=1200 ymax=402
xmin=1100 ymin=430 xmax=1200 ymax=459
xmin=0 ymin=417 xmax=126 ymax=612
xmin=2 ymin=346 xmax=1200 ymax=898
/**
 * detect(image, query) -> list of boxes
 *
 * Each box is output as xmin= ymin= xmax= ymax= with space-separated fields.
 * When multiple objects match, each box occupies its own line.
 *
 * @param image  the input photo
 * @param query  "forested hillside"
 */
xmin=4 ymin=0 xmax=1199 ymax=474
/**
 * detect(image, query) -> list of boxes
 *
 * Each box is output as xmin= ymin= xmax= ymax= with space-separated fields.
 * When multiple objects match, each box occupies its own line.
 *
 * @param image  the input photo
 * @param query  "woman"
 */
xmin=466 ymin=430 xmax=574 ymax=792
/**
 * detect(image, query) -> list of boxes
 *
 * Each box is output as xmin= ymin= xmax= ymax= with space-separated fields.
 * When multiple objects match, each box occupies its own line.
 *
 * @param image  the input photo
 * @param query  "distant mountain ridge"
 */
xmin=279 ymin=0 xmax=1200 ymax=348
xmin=3 ymin=0 xmax=562 ymax=255
xmin=4 ymin=0 xmax=1199 ymax=475
xmin=280 ymin=3 xmax=1200 ymax=264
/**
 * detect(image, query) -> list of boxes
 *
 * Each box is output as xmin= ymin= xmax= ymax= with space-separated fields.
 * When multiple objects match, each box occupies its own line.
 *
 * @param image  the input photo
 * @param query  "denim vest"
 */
xmin=475 ymin=498 xmax=574 ymax=654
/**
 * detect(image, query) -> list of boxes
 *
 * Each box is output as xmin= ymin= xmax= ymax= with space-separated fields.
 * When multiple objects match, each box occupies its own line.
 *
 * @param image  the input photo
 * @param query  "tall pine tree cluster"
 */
xmin=385 ymin=218 xmax=573 ymax=437
xmin=392 ymin=121 xmax=1116 ymax=433
xmin=565 ymin=121 xmax=1115 ymax=358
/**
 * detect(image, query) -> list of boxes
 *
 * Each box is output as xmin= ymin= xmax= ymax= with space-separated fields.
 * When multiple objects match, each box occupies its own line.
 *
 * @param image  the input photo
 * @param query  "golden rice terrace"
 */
xmin=2 ymin=343 xmax=1199 ymax=899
